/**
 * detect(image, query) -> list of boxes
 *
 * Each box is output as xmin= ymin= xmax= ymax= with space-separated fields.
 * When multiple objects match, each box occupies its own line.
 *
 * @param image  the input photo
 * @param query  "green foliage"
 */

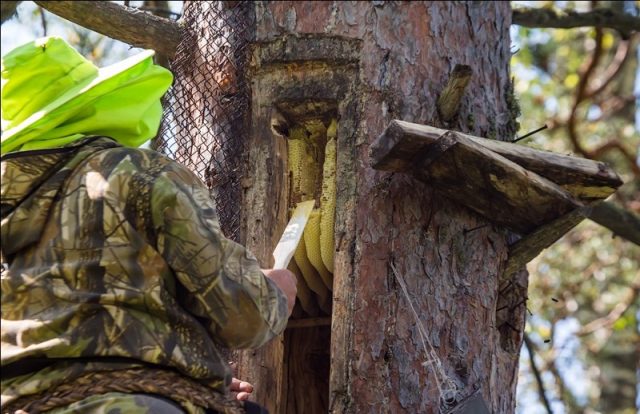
xmin=512 ymin=1 xmax=639 ymax=413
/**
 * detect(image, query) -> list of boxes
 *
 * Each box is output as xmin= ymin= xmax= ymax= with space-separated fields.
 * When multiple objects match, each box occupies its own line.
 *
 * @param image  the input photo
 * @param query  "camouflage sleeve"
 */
xmin=150 ymin=160 xmax=289 ymax=349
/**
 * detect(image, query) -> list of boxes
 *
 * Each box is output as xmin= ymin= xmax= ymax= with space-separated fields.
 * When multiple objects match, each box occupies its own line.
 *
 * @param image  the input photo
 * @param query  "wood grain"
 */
xmin=371 ymin=121 xmax=586 ymax=234
xmin=371 ymin=120 xmax=622 ymax=201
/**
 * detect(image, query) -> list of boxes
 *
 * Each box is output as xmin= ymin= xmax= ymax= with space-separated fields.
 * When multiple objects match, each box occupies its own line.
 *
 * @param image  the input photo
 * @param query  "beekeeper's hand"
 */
xmin=262 ymin=269 xmax=297 ymax=316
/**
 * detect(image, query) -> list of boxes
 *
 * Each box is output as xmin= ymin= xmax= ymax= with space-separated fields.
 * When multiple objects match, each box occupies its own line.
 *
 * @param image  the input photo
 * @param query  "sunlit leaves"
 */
xmin=512 ymin=1 xmax=639 ymax=412
xmin=564 ymin=73 xmax=579 ymax=88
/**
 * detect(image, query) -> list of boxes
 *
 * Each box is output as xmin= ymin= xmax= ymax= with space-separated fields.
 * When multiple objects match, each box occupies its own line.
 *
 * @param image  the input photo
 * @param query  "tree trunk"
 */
xmin=141 ymin=0 xmax=173 ymax=68
xmin=179 ymin=1 xmax=525 ymax=413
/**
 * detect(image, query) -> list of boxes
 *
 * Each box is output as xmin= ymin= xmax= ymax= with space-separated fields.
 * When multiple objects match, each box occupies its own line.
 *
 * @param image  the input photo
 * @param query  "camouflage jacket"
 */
xmin=1 ymin=137 xmax=288 ymax=409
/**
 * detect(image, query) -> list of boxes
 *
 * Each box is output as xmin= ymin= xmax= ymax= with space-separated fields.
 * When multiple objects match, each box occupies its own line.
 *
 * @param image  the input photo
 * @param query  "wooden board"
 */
xmin=371 ymin=120 xmax=622 ymax=201
xmin=370 ymin=121 xmax=584 ymax=234
xmin=503 ymin=207 xmax=587 ymax=279
xmin=238 ymin=34 xmax=362 ymax=414
xmin=283 ymin=326 xmax=331 ymax=414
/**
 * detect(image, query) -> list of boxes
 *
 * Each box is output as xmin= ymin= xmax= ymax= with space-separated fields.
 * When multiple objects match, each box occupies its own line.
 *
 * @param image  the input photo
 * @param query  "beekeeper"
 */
xmin=1 ymin=36 xmax=296 ymax=414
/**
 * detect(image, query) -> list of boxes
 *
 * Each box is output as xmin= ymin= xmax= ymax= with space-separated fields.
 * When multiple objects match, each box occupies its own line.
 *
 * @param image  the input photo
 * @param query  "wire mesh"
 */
xmin=154 ymin=1 xmax=255 ymax=242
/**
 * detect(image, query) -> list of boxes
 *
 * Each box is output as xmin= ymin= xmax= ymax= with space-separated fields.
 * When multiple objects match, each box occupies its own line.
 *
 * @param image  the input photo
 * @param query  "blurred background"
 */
xmin=511 ymin=2 xmax=638 ymax=413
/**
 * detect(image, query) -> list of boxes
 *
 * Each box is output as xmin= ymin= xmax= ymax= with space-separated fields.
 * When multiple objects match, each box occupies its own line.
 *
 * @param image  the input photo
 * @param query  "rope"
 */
xmin=2 ymin=367 xmax=245 ymax=414
xmin=390 ymin=261 xmax=461 ymax=412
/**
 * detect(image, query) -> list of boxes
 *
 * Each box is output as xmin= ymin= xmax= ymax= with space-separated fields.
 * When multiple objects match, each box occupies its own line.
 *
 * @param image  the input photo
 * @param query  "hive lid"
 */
xmin=370 ymin=120 xmax=623 ymax=275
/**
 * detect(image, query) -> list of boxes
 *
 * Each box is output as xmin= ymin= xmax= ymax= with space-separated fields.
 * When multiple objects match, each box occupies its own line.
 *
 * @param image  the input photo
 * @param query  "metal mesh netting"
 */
xmin=154 ymin=1 xmax=255 ymax=241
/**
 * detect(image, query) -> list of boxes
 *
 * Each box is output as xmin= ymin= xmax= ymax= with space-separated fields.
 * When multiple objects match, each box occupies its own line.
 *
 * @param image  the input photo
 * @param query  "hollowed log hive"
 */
xmin=227 ymin=3 xmax=622 ymax=414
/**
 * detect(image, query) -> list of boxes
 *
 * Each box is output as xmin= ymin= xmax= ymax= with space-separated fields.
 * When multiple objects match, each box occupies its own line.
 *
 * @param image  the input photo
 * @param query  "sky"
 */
xmin=1 ymin=1 xmax=182 ymax=63
xmin=2 ymin=2 xmax=142 ymax=63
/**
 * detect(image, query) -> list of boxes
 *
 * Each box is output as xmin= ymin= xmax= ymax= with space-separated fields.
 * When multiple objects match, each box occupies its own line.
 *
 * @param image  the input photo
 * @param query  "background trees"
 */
xmin=511 ymin=2 xmax=639 ymax=413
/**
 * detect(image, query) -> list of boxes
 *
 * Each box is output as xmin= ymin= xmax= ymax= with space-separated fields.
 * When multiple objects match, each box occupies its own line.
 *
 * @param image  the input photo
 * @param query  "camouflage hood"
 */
xmin=1 ymin=137 xmax=119 ymax=259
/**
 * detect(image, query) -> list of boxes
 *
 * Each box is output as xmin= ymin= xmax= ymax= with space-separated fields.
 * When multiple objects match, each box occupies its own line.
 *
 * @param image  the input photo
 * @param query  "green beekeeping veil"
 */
xmin=1 ymin=36 xmax=173 ymax=154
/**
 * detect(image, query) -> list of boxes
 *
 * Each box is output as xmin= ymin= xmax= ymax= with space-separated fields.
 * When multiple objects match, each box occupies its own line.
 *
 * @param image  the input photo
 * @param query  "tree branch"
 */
xmin=585 ymin=36 xmax=634 ymax=99
xmin=559 ymin=25 xmax=640 ymax=183
xmin=20 ymin=4 xmax=639 ymax=60
xmin=34 ymin=1 xmax=182 ymax=58
xmin=513 ymin=8 xmax=640 ymax=35
xmin=566 ymin=29 xmax=603 ymax=162
xmin=437 ymin=64 xmax=473 ymax=122
xmin=524 ymin=334 xmax=554 ymax=414
xmin=585 ymin=201 xmax=640 ymax=245
xmin=577 ymin=28 xmax=604 ymax=104
xmin=1 ymin=0 xmax=20 ymax=24
xmin=577 ymin=281 xmax=640 ymax=337
xmin=542 ymin=345 xmax=583 ymax=412
xmin=141 ymin=0 xmax=174 ymax=69
xmin=590 ymin=139 xmax=640 ymax=176
xmin=38 ymin=5 xmax=47 ymax=36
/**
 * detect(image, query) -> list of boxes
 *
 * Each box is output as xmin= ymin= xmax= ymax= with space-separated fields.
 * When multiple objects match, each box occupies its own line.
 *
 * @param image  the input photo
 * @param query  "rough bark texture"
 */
xmin=237 ymin=2 xmax=524 ymax=413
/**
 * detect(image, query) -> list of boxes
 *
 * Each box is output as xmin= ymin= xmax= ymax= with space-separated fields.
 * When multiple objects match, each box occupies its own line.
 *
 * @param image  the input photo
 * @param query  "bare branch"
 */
xmin=561 ymin=21 xmax=638 ymax=187
xmin=559 ymin=27 xmax=639 ymax=181
xmin=1 ymin=0 xmax=21 ymax=24
xmin=586 ymin=201 xmax=640 ymax=245
xmin=541 ymin=345 xmax=583 ymax=411
xmin=513 ymin=8 xmax=640 ymax=34
xmin=585 ymin=36 xmax=635 ymax=99
xmin=524 ymin=334 xmax=554 ymax=414
xmin=437 ymin=64 xmax=473 ymax=122
xmin=34 ymin=1 xmax=182 ymax=58
xmin=590 ymin=139 xmax=640 ymax=176
xmin=576 ymin=28 xmax=604 ymax=104
xmin=577 ymin=281 xmax=640 ymax=336
xmin=38 ymin=6 xmax=47 ymax=36
xmin=141 ymin=0 xmax=175 ymax=69
xmin=566 ymin=28 xmax=602 ymax=155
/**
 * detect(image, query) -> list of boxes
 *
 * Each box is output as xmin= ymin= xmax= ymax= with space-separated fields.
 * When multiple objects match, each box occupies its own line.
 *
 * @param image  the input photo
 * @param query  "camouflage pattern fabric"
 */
xmin=45 ymin=392 xmax=186 ymax=414
xmin=1 ymin=136 xmax=288 ymax=412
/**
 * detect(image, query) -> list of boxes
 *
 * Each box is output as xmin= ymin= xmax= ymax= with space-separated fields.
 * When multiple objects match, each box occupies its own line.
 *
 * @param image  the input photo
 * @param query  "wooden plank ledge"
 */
xmin=371 ymin=120 xmax=622 ymax=201
xmin=370 ymin=120 xmax=624 ymax=276
xmin=503 ymin=207 xmax=588 ymax=280
xmin=370 ymin=121 xmax=588 ymax=234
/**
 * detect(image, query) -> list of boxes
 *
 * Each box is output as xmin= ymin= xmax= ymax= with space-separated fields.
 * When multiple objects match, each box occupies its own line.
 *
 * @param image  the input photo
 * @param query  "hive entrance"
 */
xmin=269 ymin=101 xmax=338 ymax=413
xmin=277 ymin=101 xmax=338 ymax=320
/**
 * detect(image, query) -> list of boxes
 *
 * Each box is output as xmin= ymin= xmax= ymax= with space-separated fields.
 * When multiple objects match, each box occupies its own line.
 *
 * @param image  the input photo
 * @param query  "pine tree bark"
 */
xmin=229 ymin=2 xmax=526 ymax=413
